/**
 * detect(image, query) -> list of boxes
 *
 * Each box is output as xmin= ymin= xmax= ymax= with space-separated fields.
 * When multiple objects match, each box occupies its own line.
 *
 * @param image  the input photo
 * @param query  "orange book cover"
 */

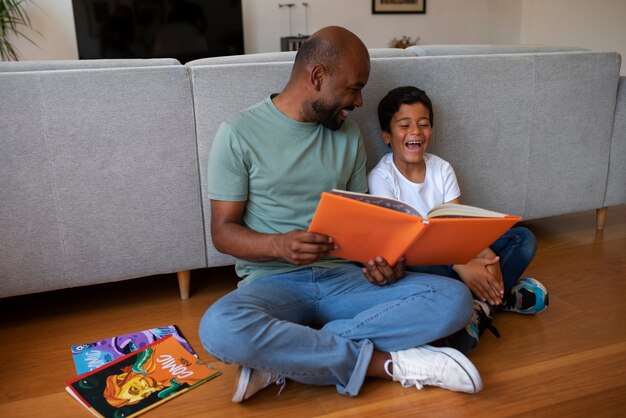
xmin=403 ymin=217 xmax=520 ymax=265
xmin=308 ymin=190 xmax=520 ymax=266
xmin=66 ymin=335 xmax=221 ymax=418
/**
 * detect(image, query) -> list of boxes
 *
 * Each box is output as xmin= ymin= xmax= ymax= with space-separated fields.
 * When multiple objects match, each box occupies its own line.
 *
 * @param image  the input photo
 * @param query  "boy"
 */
xmin=368 ymin=86 xmax=549 ymax=353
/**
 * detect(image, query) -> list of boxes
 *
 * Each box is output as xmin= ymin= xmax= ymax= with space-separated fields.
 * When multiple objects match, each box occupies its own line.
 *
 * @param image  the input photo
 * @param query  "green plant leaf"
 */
xmin=0 ymin=0 xmax=38 ymax=61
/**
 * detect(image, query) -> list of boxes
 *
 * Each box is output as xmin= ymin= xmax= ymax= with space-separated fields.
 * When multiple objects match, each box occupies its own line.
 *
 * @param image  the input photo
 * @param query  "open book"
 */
xmin=308 ymin=190 xmax=521 ymax=266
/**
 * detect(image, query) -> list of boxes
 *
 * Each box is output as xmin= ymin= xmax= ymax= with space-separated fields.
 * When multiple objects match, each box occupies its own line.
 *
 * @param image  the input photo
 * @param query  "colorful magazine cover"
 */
xmin=71 ymin=325 xmax=196 ymax=375
xmin=66 ymin=335 xmax=221 ymax=418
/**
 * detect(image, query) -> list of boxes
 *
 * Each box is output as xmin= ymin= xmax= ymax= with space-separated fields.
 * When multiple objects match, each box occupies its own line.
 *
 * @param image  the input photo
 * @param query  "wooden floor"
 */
xmin=1 ymin=205 xmax=625 ymax=418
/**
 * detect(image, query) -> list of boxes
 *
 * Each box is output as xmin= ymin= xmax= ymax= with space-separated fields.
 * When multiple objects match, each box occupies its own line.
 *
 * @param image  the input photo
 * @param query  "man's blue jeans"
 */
xmin=407 ymin=227 xmax=537 ymax=296
xmin=199 ymin=264 xmax=472 ymax=397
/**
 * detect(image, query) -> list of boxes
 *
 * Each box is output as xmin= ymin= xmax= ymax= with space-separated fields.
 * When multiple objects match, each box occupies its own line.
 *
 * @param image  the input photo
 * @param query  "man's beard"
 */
xmin=311 ymin=99 xmax=344 ymax=131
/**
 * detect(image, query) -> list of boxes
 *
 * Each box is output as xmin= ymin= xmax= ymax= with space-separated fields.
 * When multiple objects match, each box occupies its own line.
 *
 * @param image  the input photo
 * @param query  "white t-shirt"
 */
xmin=367 ymin=152 xmax=461 ymax=218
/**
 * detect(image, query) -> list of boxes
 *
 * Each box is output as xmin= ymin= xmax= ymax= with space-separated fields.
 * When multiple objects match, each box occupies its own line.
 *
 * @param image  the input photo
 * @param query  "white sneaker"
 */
xmin=232 ymin=366 xmax=285 ymax=402
xmin=386 ymin=345 xmax=483 ymax=393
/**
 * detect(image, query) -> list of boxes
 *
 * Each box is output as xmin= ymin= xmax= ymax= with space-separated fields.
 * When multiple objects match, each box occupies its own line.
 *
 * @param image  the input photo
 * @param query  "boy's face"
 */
xmin=383 ymin=102 xmax=432 ymax=167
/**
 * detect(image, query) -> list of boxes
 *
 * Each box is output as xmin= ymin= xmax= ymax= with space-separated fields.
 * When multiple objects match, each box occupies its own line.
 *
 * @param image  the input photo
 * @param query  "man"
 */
xmin=199 ymin=26 xmax=481 ymax=402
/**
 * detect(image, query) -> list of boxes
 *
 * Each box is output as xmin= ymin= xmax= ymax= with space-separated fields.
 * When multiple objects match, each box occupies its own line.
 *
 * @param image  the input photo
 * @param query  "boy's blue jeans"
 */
xmin=199 ymin=264 xmax=472 ymax=397
xmin=407 ymin=227 xmax=537 ymax=296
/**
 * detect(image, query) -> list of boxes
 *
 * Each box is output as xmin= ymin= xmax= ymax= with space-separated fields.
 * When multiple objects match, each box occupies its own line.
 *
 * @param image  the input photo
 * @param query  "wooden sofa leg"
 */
xmin=177 ymin=270 xmax=191 ymax=300
xmin=596 ymin=207 xmax=608 ymax=231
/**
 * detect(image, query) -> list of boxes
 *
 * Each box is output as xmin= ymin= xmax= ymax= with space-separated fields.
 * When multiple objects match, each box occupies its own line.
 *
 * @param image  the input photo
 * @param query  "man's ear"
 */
xmin=311 ymin=64 xmax=325 ymax=91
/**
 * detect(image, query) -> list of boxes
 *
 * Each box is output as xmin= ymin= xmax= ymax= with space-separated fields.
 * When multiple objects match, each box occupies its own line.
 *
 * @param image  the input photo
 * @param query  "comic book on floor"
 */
xmin=66 ymin=335 xmax=221 ymax=418
xmin=71 ymin=325 xmax=196 ymax=375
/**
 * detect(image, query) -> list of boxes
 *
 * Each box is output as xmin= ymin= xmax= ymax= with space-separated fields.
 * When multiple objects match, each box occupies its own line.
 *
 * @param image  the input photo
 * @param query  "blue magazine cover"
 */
xmin=71 ymin=325 xmax=196 ymax=375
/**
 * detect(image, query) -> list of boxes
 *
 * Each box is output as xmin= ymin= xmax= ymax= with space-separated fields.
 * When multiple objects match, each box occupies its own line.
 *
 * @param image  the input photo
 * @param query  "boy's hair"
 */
xmin=377 ymin=86 xmax=434 ymax=133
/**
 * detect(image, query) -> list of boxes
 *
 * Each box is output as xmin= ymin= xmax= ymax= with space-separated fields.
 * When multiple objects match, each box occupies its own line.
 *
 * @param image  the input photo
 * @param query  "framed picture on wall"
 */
xmin=372 ymin=0 xmax=426 ymax=14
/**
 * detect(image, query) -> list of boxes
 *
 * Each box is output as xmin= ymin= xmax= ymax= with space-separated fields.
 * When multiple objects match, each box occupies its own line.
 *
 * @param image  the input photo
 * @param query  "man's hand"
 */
xmin=272 ymin=230 xmax=336 ymax=265
xmin=211 ymin=200 xmax=334 ymax=264
xmin=453 ymin=256 xmax=504 ymax=305
xmin=362 ymin=256 xmax=406 ymax=286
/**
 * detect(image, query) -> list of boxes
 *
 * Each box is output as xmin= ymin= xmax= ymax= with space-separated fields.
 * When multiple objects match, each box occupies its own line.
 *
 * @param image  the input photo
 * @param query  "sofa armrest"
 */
xmin=604 ymin=76 xmax=626 ymax=208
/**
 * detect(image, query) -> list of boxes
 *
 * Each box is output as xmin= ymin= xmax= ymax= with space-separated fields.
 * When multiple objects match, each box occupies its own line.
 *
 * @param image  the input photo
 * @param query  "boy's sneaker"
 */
xmin=232 ymin=366 xmax=285 ymax=402
xmin=446 ymin=300 xmax=500 ymax=353
xmin=502 ymin=277 xmax=549 ymax=314
xmin=386 ymin=344 xmax=483 ymax=393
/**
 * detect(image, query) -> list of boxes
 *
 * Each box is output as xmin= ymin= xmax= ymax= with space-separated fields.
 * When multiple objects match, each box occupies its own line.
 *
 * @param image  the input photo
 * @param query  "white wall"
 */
xmin=521 ymin=0 xmax=626 ymax=66
xmin=5 ymin=0 xmax=78 ymax=60
xmin=242 ymin=0 xmax=521 ymax=53
xmin=6 ymin=0 xmax=625 ymax=76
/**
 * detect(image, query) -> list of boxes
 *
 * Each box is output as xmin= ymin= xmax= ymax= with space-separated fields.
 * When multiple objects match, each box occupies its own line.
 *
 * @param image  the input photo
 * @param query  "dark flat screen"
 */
xmin=72 ymin=0 xmax=244 ymax=63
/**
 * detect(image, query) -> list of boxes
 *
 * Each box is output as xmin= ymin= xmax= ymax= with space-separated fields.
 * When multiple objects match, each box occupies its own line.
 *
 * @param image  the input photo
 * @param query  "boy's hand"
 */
xmin=362 ymin=256 xmax=406 ymax=286
xmin=453 ymin=257 xmax=504 ymax=305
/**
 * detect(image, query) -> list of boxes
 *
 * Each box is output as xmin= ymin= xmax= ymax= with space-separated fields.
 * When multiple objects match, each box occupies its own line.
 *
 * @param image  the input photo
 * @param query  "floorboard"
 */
xmin=1 ymin=205 xmax=624 ymax=417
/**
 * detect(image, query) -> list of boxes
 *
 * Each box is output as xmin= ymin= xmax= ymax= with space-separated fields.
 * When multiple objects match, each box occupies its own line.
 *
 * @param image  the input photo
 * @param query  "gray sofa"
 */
xmin=1 ymin=46 xmax=623 ymax=299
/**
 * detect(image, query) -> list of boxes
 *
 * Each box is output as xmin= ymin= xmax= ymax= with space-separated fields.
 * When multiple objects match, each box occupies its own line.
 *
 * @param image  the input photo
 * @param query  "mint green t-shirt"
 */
xmin=207 ymin=96 xmax=368 ymax=285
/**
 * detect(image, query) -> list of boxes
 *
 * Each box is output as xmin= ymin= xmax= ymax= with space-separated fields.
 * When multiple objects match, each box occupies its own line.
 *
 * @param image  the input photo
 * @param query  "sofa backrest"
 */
xmin=190 ymin=50 xmax=621 ymax=237
xmin=0 ymin=62 xmax=205 ymax=297
xmin=187 ymin=52 xmax=297 ymax=66
xmin=0 ymin=58 xmax=180 ymax=72
xmin=186 ymin=48 xmax=414 ymax=66
xmin=406 ymin=44 xmax=588 ymax=56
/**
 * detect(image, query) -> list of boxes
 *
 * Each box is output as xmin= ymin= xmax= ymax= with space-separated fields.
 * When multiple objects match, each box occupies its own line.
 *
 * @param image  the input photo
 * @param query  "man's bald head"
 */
xmin=293 ymin=26 xmax=369 ymax=76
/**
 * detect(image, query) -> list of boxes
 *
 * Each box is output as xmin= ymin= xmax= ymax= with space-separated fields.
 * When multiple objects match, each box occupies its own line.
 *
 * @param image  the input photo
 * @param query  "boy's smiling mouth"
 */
xmin=405 ymin=140 xmax=424 ymax=151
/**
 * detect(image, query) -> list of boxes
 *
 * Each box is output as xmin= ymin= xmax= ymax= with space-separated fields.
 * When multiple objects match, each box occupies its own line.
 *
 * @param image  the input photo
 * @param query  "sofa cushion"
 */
xmin=351 ymin=56 xmax=533 ymax=216
xmin=350 ymin=52 xmax=621 ymax=219
xmin=0 ymin=64 xmax=206 ymax=297
xmin=0 ymin=74 xmax=67 ymax=296
xmin=524 ymin=52 xmax=620 ymax=218
xmin=188 ymin=61 xmax=295 ymax=266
